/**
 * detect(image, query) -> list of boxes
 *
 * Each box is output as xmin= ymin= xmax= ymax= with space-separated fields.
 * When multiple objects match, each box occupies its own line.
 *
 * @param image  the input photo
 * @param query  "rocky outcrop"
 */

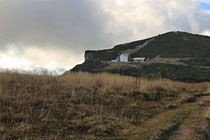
xmin=85 ymin=50 xmax=97 ymax=61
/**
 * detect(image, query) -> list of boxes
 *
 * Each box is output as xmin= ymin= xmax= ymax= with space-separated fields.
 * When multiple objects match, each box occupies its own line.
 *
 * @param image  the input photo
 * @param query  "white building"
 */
xmin=111 ymin=60 xmax=118 ymax=62
xmin=120 ymin=53 xmax=129 ymax=62
xmin=133 ymin=57 xmax=145 ymax=62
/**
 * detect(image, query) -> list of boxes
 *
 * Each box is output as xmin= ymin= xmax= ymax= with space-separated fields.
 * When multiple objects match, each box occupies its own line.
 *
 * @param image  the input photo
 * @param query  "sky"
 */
xmin=200 ymin=1 xmax=210 ymax=10
xmin=0 ymin=0 xmax=210 ymax=74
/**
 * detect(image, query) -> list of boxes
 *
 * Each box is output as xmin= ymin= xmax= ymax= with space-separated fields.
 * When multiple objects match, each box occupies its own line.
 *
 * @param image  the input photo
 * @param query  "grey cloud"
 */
xmin=0 ymin=0 xmax=113 ymax=52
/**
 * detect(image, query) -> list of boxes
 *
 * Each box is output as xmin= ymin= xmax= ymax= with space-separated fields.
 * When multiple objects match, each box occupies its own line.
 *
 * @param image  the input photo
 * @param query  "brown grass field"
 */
xmin=1 ymin=72 xmax=210 ymax=139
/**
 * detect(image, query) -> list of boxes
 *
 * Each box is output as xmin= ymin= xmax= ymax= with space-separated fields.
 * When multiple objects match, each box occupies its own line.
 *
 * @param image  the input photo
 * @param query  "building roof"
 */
xmin=120 ymin=53 xmax=129 ymax=56
xmin=133 ymin=57 xmax=146 ymax=60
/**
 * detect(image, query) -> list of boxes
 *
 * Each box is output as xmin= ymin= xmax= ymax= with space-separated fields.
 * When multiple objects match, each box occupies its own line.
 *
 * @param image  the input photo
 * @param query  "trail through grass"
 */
xmin=1 ymin=72 xmax=210 ymax=139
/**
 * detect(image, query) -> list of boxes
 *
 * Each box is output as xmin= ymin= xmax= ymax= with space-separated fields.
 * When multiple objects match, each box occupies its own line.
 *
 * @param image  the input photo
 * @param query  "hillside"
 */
xmin=72 ymin=31 xmax=210 ymax=81
xmin=1 ymin=72 xmax=210 ymax=139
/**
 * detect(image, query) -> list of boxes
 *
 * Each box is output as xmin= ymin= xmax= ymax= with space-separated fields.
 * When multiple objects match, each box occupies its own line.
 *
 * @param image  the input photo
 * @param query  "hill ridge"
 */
xmin=71 ymin=31 xmax=210 ymax=82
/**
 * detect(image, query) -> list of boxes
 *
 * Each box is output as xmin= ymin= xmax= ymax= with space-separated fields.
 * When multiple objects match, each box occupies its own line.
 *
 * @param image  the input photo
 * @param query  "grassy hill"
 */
xmin=131 ymin=31 xmax=210 ymax=58
xmin=72 ymin=31 xmax=210 ymax=82
xmin=1 ymin=72 xmax=210 ymax=139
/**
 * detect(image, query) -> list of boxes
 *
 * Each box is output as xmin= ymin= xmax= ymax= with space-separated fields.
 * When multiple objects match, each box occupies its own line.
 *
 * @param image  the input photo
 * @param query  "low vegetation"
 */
xmin=1 ymin=72 xmax=210 ymax=139
xmin=73 ymin=62 xmax=210 ymax=82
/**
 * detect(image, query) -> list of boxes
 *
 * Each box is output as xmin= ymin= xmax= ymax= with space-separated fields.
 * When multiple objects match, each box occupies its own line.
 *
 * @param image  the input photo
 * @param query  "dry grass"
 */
xmin=0 ymin=71 xmax=210 ymax=139
xmin=147 ymin=55 xmax=190 ymax=65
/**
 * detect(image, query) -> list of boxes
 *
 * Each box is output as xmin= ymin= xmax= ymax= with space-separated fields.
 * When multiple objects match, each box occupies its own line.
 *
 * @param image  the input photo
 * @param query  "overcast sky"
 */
xmin=0 ymin=0 xmax=210 ymax=73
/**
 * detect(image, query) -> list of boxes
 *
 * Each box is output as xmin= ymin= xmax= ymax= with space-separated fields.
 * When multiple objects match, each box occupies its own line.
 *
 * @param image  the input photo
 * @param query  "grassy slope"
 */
xmin=1 ymin=72 xmax=210 ymax=139
xmin=72 ymin=32 xmax=210 ymax=82
xmin=87 ymin=31 xmax=210 ymax=61
xmin=84 ymin=31 xmax=210 ymax=60
xmin=131 ymin=31 xmax=210 ymax=58
xmin=72 ymin=63 xmax=210 ymax=82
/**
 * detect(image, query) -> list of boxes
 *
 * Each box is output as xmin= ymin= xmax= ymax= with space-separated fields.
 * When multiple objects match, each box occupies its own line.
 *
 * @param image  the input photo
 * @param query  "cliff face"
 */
xmin=84 ymin=49 xmax=119 ymax=61
xmin=85 ymin=50 xmax=97 ymax=61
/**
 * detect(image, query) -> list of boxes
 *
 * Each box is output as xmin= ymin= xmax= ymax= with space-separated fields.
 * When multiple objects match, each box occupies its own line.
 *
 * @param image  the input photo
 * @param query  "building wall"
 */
xmin=133 ymin=57 xmax=145 ymax=62
xmin=120 ymin=54 xmax=129 ymax=62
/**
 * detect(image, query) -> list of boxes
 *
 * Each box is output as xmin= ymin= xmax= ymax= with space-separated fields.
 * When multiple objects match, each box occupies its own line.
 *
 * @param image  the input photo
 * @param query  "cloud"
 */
xmin=0 ymin=44 xmax=83 ymax=70
xmin=0 ymin=0 xmax=210 ymax=72
xmin=201 ymin=30 xmax=210 ymax=36
xmin=0 ymin=0 xmax=112 ymax=51
xmin=101 ymin=0 xmax=206 ymax=37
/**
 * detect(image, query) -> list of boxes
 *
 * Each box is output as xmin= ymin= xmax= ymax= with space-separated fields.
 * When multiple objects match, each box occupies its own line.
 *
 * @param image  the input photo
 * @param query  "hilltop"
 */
xmin=71 ymin=31 xmax=210 ymax=82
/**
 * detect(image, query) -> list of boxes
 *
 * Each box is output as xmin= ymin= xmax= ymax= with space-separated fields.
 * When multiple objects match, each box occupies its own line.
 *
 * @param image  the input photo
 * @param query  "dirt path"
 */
xmin=119 ymin=104 xmax=194 ymax=140
xmin=169 ymin=127 xmax=192 ymax=140
xmin=122 ymin=38 xmax=155 ymax=54
xmin=112 ymin=94 xmax=210 ymax=140
xmin=168 ymin=95 xmax=210 ymax=140
xmin=147 ymin=55 xmax=189 ymax=66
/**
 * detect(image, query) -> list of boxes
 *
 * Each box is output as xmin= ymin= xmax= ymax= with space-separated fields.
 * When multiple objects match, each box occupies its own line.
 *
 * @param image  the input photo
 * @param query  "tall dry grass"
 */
xmin=0 ymin=71 xmax=209 ymax=139
xmin=62 ymin=72 xmax=208 ymax=98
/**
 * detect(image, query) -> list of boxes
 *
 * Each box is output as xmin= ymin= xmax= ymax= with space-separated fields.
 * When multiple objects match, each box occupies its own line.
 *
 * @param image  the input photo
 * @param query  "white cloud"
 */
xmin=101 ymin=0 xmax=207 ymax=40
xmin=0 ymin=44 xmax=83 ymax=73
xmin=201 ymin=30 xmax=210 ymax=36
